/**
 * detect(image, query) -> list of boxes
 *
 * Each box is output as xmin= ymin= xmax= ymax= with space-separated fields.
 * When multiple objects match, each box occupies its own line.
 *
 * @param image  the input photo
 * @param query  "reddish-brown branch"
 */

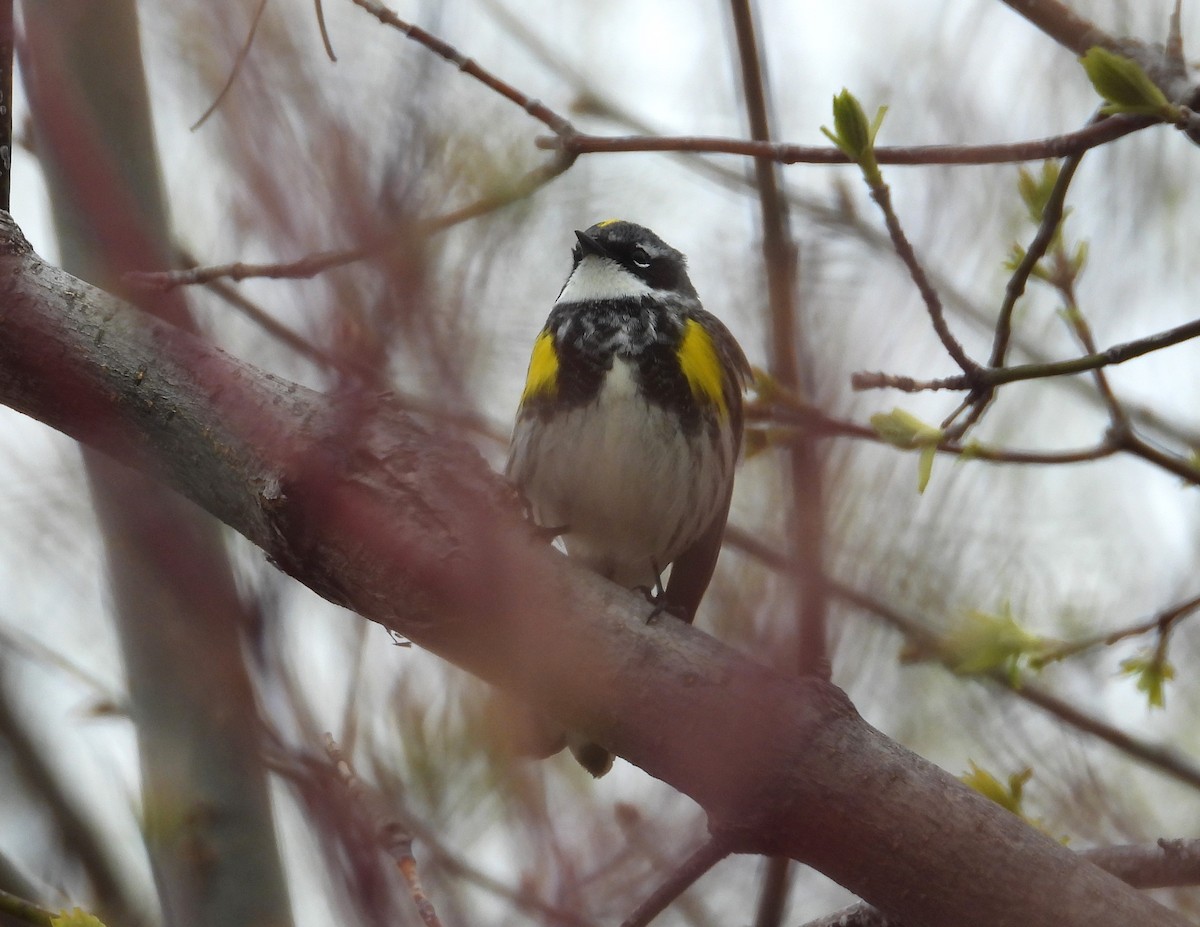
xmin=804 ymin=839 xmax=1200 ymax=927
xmin=350 ymin=0 xmax=575 ymax=138
xmin=129 ymin=152 xmax=574 ymax=289
xmin=1 ymin=213 xmax=1190 ymax=927
xmin=996 ymin=0 xmax=1117 ymax=55
xmin=535 ymin=115 xmax=1155 ymax=164
xmin=190 ymin=0 xmax=270 ymax=131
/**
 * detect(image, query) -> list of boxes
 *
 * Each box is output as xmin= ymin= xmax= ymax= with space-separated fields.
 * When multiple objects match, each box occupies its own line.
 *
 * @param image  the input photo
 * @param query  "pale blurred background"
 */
xmin=4 ymin=1 xmax=1200 ymax=924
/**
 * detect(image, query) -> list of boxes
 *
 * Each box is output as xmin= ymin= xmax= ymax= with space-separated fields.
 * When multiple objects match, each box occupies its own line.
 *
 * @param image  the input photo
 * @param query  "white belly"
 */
xmin=508 ymin=359 xmax=731 ymax=588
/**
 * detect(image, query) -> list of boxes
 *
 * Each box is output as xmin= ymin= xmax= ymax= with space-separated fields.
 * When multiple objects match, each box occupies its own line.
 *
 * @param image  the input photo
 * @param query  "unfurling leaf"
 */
xmin=961 ymin=762 xmax=1066 ymax=841
xmin=1079 ymin=46 xmax=1173 ymax=117
xmin=941 ymin=604 xmax=1049 ymax=682
xmin=870 ymin=407 xmax=942 ymax=448
xmin=961 ymin=761 xmax=1031 ymax=816
xmin=1016 ymin=163 xmax=1060 ymax=222
xmin=822 ymin=89 xmax=887 ymax=186
xmin=870 ymin=408 xmax=943 ymax=492
xmin=1120 ymin=650 xmax=1175 ymax=708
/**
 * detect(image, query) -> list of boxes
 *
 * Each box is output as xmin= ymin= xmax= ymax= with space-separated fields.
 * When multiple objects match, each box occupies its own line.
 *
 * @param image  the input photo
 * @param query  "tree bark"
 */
xmin=21 ymin=4 xmax=293 ymax=924
xmin=0 ymin=213 xmax=1188 ymax=927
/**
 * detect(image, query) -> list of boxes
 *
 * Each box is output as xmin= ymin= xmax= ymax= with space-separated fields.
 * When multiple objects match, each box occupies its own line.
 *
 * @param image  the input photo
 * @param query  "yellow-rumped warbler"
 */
xmin=506 ymin=219 xmax=750 ymax=776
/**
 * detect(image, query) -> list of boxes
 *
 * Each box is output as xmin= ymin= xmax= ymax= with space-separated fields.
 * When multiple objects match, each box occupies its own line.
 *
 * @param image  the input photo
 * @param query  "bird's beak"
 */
xmin=574 ymin=229 xmax=608 ymax=258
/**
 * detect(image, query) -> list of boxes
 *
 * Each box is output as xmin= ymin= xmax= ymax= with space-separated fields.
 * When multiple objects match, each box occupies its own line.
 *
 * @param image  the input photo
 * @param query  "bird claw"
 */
xmin=633 ymin=584 xmax=691 ymax=624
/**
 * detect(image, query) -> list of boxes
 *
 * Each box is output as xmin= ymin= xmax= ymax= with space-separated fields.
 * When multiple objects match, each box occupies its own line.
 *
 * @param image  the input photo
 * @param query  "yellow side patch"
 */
xmin=678 ymin=319 xmax=727 ymax=416
xmin=520 ymin=330 xmax=559 ymax=404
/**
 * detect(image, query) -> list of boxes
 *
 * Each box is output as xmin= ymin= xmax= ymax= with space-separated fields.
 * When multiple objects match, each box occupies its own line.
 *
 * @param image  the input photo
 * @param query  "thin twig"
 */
xmin=350 ymin=0 xmax=575 ymax=137
xmin=867 ymin=179 xmax=978 ymax=378
xmin=313 ymin=0 xmax=337 ymax=61
xmin=130 ymin=152 xmax=574 ymax=288
xmin=727 ymin=11 xmax=820 ymax=923
xmin=380 ymin=823 xmax=443 ymax=927
xmin=988 ymin=147 xmax=1087 ymax=370
xmin=484 ymin=5 xmax=1200 ymax=459
xmin=1116 ymin=430 xmax=1200 ymax=486
xmin=852 ymin=311 xmax=1200 ymax=393
xmin=0 ymin=667 xmax=137 ymax=924
xmin=267 ymin=736 xmax=597 ymax=927
xmin=134 ymin=1 xmax=581 ymax=290
xmin=325 ymin=735 xmax=445 ymax=927
xmin=754 ymin=400 xmax=1120 ymax=466
xmin=619 ymin=824 xmax=723 ymax=927
xmin=721 ymin=528 xmax=1200 ymax=793
xmin=619 ymin=837 xmax=731 ymax=927
xmin=535 ymin=115 xmax=1155 ymax=164
xmin=830 ymin=579 xmax=1200 ymax=793
xmin=1058 ymin=281 xmax=1129 ymax=429
xmin=728 ymin=0 xmax=828 ymax=686
xmin=1034 ymin=590 xmax=1200 ymax=667
xmin=191 ymin=0 xmax=270 ymax=131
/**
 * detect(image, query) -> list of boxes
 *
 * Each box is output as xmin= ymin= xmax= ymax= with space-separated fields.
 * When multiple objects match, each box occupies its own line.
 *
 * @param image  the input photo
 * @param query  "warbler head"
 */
xmin=557 ymin=219 xmax=700 ymax=305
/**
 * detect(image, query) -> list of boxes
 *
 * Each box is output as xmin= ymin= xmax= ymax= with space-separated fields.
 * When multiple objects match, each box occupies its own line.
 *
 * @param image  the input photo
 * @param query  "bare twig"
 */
xmin=754 ymin=399 xmax=1121 ymax=466
xmin=729 ymin=17 xmax=822 ymax=926
xmin=130 ymin=151 xmax=574 ymax=288
xmin=1114 ymin=430 xmax=1200 ymax=486
xmin=313 ymin=0 xmax=337 ymax=61
xmin=131 ymin=1 xmax=581 ymax=290
xmin=267 ymin=736 xmax=596 ymax=927
xmin=0 ymin=666 xmax=138 ymax=924
xmin=190 ymin=0 xmax=270 ymax=130
xmin=1057 ymin=280 xmax=1128 ymax=429
xmin=867 ymin=178 xmax=979 ymax=380
xmin=728 ymin=0 xmax=828 ymax=684
xmin=325 ymin=735 xmax=444 ymax=927
xmin=350 ymin=0 xmax=574 ymax=137
xmin=1035 ymin=590 xmax=1200 ymax=667
xmin=620 ymin=837 xmax=731 ymax=927
xmin=989 ymin=151 xmax=1085 ymax=369
xmin=535 ymin=115 xmax=1155 ymax=164
xmin=851 ymin=312 xmax=1200 ymax=393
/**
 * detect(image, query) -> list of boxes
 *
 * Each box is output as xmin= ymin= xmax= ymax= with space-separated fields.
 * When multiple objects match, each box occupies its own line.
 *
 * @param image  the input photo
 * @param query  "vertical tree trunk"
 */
xmin=20 ymin=3 xmax=292 ymax=924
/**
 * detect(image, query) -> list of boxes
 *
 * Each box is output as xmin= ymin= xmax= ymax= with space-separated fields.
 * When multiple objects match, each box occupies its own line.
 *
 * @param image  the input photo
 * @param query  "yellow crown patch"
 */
xmin=678 ymin=319 xmax=727 ymax=416
xmin=596 ymin=218 xmax=622 ymax=228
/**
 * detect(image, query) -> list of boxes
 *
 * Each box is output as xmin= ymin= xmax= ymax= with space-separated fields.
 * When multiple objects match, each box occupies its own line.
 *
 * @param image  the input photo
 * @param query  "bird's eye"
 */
xmin=631 ymin=246 xmax=652 ymax=268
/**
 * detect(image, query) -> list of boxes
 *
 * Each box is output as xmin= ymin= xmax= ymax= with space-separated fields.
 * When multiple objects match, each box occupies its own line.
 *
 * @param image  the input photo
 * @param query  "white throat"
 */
xmin=556 ymin=255 xmax=654 ymax=304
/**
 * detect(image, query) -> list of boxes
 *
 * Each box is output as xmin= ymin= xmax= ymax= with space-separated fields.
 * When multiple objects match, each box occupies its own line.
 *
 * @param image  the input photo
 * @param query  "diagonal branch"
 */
xmin=852 ymin=311 xmax=1200 ymax=395
xmin=995 ymin=0 xmax=1117 ymax=55
xmin=0 ymin=212 xmax=1189 ymax=927
xmin=349 ymin=0 xmax=575 ymax=137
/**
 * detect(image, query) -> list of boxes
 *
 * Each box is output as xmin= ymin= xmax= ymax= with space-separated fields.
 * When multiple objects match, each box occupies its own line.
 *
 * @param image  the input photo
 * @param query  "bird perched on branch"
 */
xmin=506 ymin=219 xmax=750 ymax=777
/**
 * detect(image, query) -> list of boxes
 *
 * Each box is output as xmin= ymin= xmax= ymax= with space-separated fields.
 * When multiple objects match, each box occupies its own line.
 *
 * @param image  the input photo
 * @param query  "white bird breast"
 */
xmin=511 ymin=358 xmax=731 ymax=589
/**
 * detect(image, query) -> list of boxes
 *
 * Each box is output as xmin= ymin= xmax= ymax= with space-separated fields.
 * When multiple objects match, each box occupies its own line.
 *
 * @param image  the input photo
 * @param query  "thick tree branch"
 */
xmin=996 ymin=0 xmax=1117 ymax=55
xmin=0 ymin=212 xmax=1188 ymax=927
